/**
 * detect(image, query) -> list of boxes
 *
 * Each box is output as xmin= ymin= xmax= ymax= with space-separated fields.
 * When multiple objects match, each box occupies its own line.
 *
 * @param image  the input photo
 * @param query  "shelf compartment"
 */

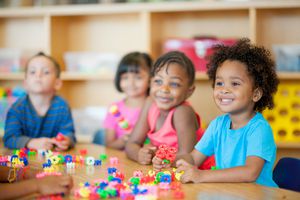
xmin=0 ymin=17 xmax=47 ymax=51
xmin=150 ymin=10 xmax=249 ymax=59
xmin=50 ymin=13 xmax=148 ymax=70
xmin=2 ymin=72 xmax=300 ymax=81
xmin=256 ymin=8 xmax=300 ymax=51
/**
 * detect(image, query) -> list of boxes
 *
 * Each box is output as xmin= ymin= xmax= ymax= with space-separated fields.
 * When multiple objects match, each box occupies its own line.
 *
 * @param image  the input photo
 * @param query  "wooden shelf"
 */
xmin=0 ymin=1 xmax=300 ymax=17
xmin=1 ymin=72 xmax=300 ymax=81
xmin=276 ymin=72 xmax=300 ymax=80
xmin=0 ymin=72 xmax=114 ymax=81
xmin=61 ymin=72 xmax=114 ymax=81
xmin=0 ymin=73 xmax=24 ymax=80
xmin=276 ymin=141 xmax=300 ymax=149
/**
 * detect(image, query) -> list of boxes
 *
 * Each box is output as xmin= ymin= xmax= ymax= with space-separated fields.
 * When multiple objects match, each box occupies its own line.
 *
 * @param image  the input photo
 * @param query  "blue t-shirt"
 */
xmin=3 ymin=95 xmax=76 ymax=149
xmin=195 ymin=113 xmax=277 ymax=187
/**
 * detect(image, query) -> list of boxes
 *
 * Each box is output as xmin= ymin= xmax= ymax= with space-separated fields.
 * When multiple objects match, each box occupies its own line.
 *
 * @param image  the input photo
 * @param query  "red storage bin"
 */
xmin=163 ymin=38 xmax=236 ymax=72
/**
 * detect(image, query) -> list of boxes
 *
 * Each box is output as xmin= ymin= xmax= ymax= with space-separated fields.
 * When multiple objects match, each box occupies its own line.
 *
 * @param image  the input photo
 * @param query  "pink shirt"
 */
xmin=147 ymin=101 xmax=215 ymax=170
xmin=103 ymin=100 xmax=141 ymax=139
xmin=147 ymin=101 xmax=203 ymax=148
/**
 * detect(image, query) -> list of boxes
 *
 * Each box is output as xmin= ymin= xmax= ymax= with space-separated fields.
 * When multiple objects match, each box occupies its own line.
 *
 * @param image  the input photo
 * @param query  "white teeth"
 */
xmin=221 ymin=99 xmax=233 ymax=102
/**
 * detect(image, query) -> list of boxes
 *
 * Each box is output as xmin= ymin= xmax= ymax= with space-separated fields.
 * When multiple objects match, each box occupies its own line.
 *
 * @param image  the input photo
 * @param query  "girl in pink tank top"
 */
xmin=125 ymin=51 xmax=214 ymax=170
xmin=99 ymin=52 xmax=152 ymax=150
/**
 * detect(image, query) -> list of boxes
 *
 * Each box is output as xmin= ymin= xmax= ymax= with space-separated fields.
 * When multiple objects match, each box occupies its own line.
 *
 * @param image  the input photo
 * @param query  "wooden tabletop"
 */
xmin=1 ymin=143 xmax=300 ymax=200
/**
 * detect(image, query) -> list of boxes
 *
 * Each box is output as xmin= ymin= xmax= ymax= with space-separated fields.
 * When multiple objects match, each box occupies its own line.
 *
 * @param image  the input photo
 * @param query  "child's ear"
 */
xmin=253 ymin=88 xmax=263 ymax=102
xmin=54 ymin=79 xmax=62 ymax=90
xmin=187 ymin=85 xmax=196 ymax=98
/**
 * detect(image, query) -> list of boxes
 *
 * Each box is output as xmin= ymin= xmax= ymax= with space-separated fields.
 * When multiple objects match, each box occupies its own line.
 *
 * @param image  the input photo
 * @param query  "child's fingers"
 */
xmin=176 ymin=159 xmax=189 ymax=168
xmin=139 ymin=155 xmax=153 ymax=165
xmin=175 ymin=162 xmax=189 ymax=174
xmin=45 ymin=143 xmax=54 ymax=150
xmin=180 ymin=174 xmax=190 ymax=183
xmin=153 ymin=163 xmax=163 ymax=171
xmin=152 ymin=156 xmax=162 ymax=164
xmin=54 ymin=146 xmax=63 ymax=152
xmin=138 ymin=148 xmax=155 ymax=164
xmin=60 ymin=175 xmax=73 ymax=187
xmin=141 ymin=147 xmax=153 ymax=154
xmin=53 ymin=140 xmax=69 ymax=151
xmin=148 ymin=146 xmax=157 ymax=152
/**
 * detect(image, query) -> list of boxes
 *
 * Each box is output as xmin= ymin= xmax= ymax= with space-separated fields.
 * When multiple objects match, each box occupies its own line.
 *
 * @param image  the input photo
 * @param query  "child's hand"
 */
xmin=23 ymin=167 xmax=39 ymax=180
xmin=138 ymin=146 xmax=157 ymax=165
xmin=121 ymin=134 xmax=129 ymax=142
xmin=36 ymin=175 xmax=73 ymax=195
xmin=26 ymin=138 xmax=55 ymax=150
xmin=152 ymin=156 xmax=171 ymax=171
xmin=176 ymin=159 xmax=202 ymax=183
xmin=53 ymin=136 xmax=72 ymax=151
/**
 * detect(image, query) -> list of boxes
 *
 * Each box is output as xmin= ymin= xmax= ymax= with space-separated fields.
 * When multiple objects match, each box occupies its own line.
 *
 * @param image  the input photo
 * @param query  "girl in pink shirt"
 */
xmin=125 ymin=51 xmax=214 ymax=170
xmin=94 ymin=52 xmax=152 ymax=150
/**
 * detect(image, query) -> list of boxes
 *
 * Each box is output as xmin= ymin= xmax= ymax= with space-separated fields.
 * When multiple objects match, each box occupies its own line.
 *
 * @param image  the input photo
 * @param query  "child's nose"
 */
xmin=220 ymin=87 xmax=230 ymax=94
xmin=160 ymin=85 xmax=170 ymax=93
xmin=35 ymin=71 xmax=43 ymax=78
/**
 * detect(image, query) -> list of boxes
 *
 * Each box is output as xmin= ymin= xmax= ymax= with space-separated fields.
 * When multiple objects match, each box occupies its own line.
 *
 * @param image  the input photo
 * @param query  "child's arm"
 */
xmin=177 ymin=155 xmax=264 ymax=183
xmin=3 ymin=108 xmax=31 ymax=149
xmin=4 ymin=106 xmax=56 ymax=150
xmin=26 ymin=138 xmax=56 ymax=150
xmin=55 ymin=105 xmax=76 ymax=151
xmin=174 ymin=105 xmax=199 ymax=155
xmin=105 ymin=129 xmax=129 ymax=150
xmin=152 ymin=105 xmax=199 ymax=170
xmin=0 ymin=175 xmax=73 ymax=199
xmin=175 ymin=149 xmax=208 ymax=167
xmin=125 ymin=97 xmax=155 ymax=164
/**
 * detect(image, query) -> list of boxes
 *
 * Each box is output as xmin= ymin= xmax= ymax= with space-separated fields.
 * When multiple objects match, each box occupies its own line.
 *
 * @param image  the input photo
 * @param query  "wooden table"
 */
xmin=1 ymin=143 xmax=300 ymax=200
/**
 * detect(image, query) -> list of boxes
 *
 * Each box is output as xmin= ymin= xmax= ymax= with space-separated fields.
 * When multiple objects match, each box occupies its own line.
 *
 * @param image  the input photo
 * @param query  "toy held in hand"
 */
xmin=155 ymin=144 xmax=177 ymax=164
xmin=55 ymin=133 xmax=65 ymax=141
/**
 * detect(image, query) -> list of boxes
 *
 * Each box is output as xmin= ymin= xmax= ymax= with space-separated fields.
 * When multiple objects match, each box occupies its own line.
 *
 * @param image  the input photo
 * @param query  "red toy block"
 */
xmin=56 ymin=133 xmax=65 ymax=141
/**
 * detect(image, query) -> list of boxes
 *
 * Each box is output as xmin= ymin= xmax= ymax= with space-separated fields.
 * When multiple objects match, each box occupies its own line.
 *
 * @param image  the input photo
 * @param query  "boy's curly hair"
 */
xmin=151 ymin=51 xmax=195 ymax=86
xmin=207 ymin=38 xmax=279 ymax=112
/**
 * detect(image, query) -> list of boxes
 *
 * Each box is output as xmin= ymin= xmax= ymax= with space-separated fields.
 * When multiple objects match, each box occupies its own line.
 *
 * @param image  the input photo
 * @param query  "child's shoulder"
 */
xmin=10 ymin=95 xmax=28 ymax=109
xmin=109 ymin=99 xmax=126 ymax=107
xmin=208 ymin=114 xmax=230 ymax=128
xmin=173 ymin=102 xmax=198 ymax=120
xmin=248 ymin=112 xmax=271 ymax=130
xmin=52 ymin=95 xmax=71 ymax=107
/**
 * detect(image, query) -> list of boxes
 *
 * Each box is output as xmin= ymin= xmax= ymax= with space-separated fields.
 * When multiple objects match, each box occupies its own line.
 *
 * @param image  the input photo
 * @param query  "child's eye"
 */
xmin=121 ymin=74 xmax=128 ymax=80
xmin=232 ymin=82 xmax=241 ymax=86
xmin=153 ymin=79 xmax=162 ymax=85
xmin=135 ymin=75 xmax=143 ymax=80
xmin=28 ymin=70 xmax=36 ymax=75
xmin=215 ymin=81 xmax=224 ymax=87
xmin=170 ymin=82 xmax=180 ymax=88
xmin=44 ymin=70 xmax=50 ymax=75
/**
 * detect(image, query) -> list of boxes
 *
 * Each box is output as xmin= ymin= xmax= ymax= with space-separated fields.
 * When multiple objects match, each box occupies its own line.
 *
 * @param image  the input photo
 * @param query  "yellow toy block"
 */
xmin=288 ymin=124 xmax=300 ymax=142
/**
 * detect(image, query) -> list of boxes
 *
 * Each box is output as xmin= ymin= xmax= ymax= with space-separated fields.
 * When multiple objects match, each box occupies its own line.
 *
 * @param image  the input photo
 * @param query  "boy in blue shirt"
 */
xmin=3 ymin=52 xmax=76 ymax=151
xmin=174 ymin=38 xmax=279 ymax=187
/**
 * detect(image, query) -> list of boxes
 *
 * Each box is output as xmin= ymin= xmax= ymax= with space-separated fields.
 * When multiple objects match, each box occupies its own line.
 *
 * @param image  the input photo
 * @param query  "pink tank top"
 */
xmin=146 ymin=101 xmax=215 ymax=170
xmin=147 ymin=101 xmax=203 ymax=148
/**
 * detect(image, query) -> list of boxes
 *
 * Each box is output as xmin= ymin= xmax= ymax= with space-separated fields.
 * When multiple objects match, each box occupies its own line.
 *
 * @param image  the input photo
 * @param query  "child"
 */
xmin=0 ymin=165 xmax=73 ymax=199
xmin=175 ymin=38 xmax=279 ymax=187
xmin=93 ymin=52 xmax=152 ymax=150
xmin=125 ymin=51 xmax=214 ymax=170
xmin=3 ymin=52 xmax=76 ymax=151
